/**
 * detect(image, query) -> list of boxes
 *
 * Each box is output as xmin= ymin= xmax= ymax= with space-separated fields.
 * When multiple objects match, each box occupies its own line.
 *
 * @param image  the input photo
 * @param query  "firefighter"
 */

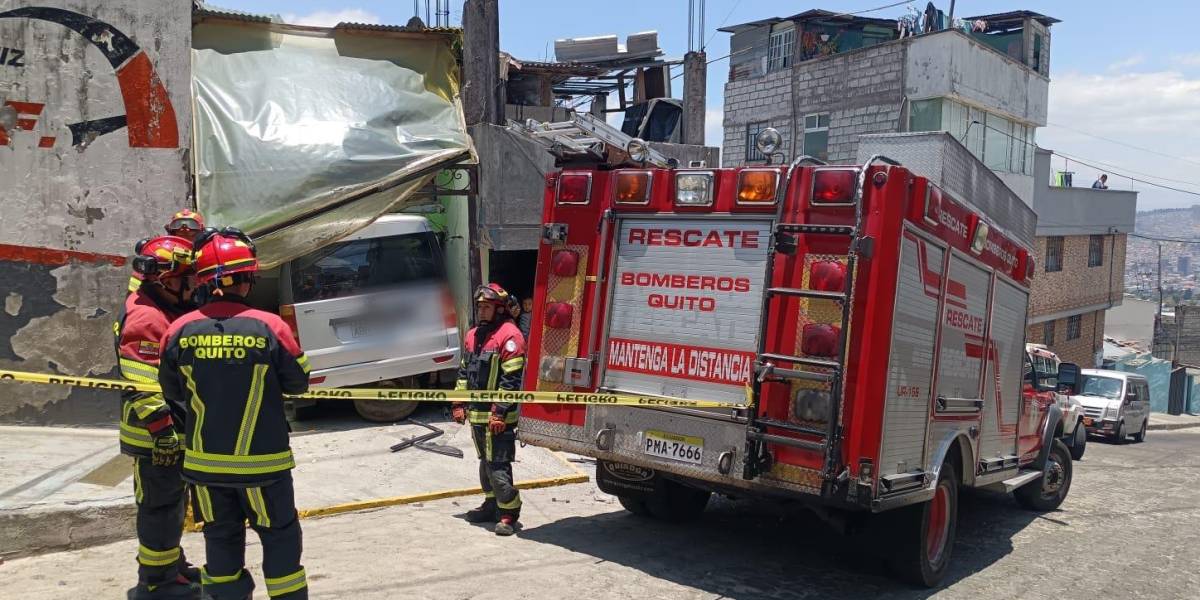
xmin=158 ymin=228 xmax=311 ymax=600
xmin=452 ymin=283 xmax=526 ymax=536
xmin=130 ymin=210 xmax=206 ymax=295
xmin=115 ymin=235 xmax=200 ymax=600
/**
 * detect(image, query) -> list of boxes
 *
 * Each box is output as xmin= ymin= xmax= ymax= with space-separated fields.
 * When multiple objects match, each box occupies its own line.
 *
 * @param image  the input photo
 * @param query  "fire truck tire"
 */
xmin=353 ymin=378 xmax=420 ymax=422
xmin=645 ymin=480 xmax=711 ymax=522
xmin=617 ymin=495 xmax=652 ymax=516
xmin=1069 ymin=422 xmax=1087 ymax=461
xmin=886 ymin=461 xmax=958 ymax=588
xmin=1014 ymin=439 xmax=1073 ymax=512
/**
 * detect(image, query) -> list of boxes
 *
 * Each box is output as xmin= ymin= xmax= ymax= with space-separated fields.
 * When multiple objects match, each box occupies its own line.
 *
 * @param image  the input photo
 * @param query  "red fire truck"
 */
xmin=518 ymin=131 xmax=1074 ymax=586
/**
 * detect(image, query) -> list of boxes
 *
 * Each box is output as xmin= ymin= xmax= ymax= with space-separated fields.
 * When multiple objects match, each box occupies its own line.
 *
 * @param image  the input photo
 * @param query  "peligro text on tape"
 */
xmin=0 ymin=368 xmax=743 ymax=409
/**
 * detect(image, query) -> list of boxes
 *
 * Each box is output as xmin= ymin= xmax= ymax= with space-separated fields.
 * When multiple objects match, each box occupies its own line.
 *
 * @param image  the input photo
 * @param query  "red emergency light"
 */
xmin=809 ymin=260 xmax=847 ymax=292
xmin=551 ymin=249 xmax=580 ymax=277
xmin=545 ymin=302 xmax=574 ymax=329
xmin=801 ymin=323 xmax=841 ymax=357
xmin=557 ymin=172 xmax=592 ymax=205
xmin=811 ymin=168 xmax=859 ymax=205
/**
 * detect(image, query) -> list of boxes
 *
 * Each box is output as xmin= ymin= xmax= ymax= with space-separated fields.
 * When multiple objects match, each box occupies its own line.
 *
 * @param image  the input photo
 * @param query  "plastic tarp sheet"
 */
xmin=193 ymin=24 xmax=472 ymax=268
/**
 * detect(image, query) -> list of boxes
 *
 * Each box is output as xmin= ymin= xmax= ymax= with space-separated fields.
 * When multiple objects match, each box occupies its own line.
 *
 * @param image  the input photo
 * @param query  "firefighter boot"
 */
xmin=494 ymin=515 xmax=517 ymax=536
xmin=465 ymin=498 xmax=498 ymax=523
xmin=127 ymin=576 xmax=201 ymax=600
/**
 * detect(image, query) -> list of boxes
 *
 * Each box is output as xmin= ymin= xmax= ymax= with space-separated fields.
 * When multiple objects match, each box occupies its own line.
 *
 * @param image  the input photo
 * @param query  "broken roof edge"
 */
xmin=963 ymin=10 xmax=1060 ymax=27
xmin=719 ymin=7 xmax=1058 ymax=34
xmin=192 ymin=4 xmax=460 ymax=36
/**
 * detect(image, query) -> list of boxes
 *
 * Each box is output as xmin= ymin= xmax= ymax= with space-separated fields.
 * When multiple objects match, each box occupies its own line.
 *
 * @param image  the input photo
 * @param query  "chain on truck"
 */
xmin=513 ymin=118 xmax=1077 ymax=587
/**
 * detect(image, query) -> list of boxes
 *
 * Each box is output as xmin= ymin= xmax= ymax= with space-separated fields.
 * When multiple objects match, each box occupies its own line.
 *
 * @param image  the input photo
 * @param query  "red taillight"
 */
xmin=809 ymin=261 xmax=846 ymax=292
xmin=432 ymin=354 xmax=455 ymax=364
xmin=557 ymin=173 xmax=591 ymax=205
xmin=440 ymin=286 xmax=457 ymax=328
xmin=801 ymin=323 xmax=841 ymax=357
xmin=546 ymin=302 xmax=574 ymax=329
xmin=552 ymin=249 xmax=579 ymax=277
xmin=279 ymin=304 xmax=301 ymax=344
xmin=309 ymin=375 xmax=326 ymax=384
xmin=811 ymin=169 xmax=858 ymax=204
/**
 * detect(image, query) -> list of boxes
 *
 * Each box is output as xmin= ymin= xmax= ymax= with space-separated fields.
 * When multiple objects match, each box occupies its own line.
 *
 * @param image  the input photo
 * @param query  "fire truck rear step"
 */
xmin=747 ymin=430 xmax=826 ymax=453
xmin=998 ymin=470 xmax=1043 ymax=493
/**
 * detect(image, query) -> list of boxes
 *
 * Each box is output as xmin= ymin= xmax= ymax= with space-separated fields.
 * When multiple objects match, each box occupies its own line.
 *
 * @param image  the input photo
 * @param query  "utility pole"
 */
xmin=461 ymin=0 xmax=500 ymax=295
xmin=682 ymin=51 xmax=707 ymax=146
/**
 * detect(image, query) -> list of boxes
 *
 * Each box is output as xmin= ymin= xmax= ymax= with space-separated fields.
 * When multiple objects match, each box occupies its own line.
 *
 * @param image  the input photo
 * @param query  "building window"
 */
xmin=802 ymin=113 xmax=829 ymax=161
xmin=1043 ymin=320 xmax=1055 ymax=345
xmin=1045 ymin=236 xmax=1064 ymax=272
xmin=1067 ymin=315 xmax=1082 ymax=340
xmin=1088 ymin=234 xmax=1105 ymax=267
xmin=909 ymin=98 xmax=943 ymax=132
xmin=745 ymin=121 xmax=769 ymax=162
xmin=910 ymin=97 xmax=1034 ymax=176
xmin=767 ymin=25 xmax=794 ymax=72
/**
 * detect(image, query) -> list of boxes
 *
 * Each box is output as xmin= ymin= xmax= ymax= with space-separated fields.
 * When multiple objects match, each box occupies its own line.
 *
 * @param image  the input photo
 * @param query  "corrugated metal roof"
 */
xmin=334 ymin=21 xmax=461 ymax=34
xmin=192 ymin=1 xmax=278 ymax=23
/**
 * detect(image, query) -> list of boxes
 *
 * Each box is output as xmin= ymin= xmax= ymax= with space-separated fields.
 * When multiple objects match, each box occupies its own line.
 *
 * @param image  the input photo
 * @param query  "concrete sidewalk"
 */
xmin=0 ymin=407 xmax=586 ymax=560
xmin=1147 ymin=412 xmax=1200 ymax=431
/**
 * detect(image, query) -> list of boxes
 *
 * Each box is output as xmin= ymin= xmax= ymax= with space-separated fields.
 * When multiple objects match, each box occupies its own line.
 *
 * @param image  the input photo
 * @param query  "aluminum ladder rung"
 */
xmin=777 ymin=224 xmax=855 ymax=236
xmin=746 ymin=430 xmax=826 ymax=453
xmin=766 ymin=287 xmax=846 ymax=301
xmin=756 ymin=363 xmax=834 ymax=383
xmin=759 ymin=352 xmax=841 ymax=371
xmin=754 ymin=418 xmax=829 ymax=438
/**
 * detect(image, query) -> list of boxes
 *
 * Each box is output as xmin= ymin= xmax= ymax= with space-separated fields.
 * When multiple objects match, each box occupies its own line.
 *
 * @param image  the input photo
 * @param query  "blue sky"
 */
xmin=212 ymin=1 xmax=1200 ymax=211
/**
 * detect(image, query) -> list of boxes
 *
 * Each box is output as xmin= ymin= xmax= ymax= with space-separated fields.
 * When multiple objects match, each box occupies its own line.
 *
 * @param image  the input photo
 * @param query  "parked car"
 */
xmin=249 ymin=214 xmax=460 ymax=422
xmin=1025 ymin=344 xmax=1087 ymax=460
xmin=1066 ymin=369 xmax=1150 ymax=444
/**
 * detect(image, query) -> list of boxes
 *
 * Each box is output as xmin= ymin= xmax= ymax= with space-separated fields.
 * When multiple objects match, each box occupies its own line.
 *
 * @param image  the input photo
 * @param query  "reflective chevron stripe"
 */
xmin=265 ymin=568 xmax=307 ymax=597
xmin=138 ymin=544 xmax=180 ymax=567
xmin=235 ymin=364 xmax=269 ymax=455
xmin=501 ymin=356 xmax=525 ymax=374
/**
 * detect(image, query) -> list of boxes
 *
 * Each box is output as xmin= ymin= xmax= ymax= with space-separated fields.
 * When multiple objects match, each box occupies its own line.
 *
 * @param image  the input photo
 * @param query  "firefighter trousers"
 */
xmin=471 ymin=425 xmax=522 ymax=519
xmin=192 ymin=473 xmax=307 ymax=599
xmin=131 ymin=457 xmax=188 ymax=586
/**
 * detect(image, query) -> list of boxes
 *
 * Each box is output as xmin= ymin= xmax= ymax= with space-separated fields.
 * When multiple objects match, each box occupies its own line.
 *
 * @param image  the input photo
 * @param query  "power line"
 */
xmin=1054 ymin=151 xmax=1200 ymax=190
xmin=1130 ymin=233 xmax=1200 ymax=245
xmin=1046 ymin=121 xmax=1200 ymax=169
xmin=704 ymin=0 xmax=744 ymax=51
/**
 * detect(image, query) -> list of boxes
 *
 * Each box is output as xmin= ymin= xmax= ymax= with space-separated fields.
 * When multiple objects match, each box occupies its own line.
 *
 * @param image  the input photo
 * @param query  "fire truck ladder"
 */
xmin=745 ymin=155 xmax=901 ymax=498
xmin=507 ymin=112 xmax=674 ymax=168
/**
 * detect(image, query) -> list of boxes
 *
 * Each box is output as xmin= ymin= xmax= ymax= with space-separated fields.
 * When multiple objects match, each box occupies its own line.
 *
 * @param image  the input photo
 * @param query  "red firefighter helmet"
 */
xmin=132 ymin=235 xmax=193 ymax=282
xmin=193 ymin=228 xmax=258 ymax=286
xmin=165 ymin=209 xmax=205 ymax=238
xmin=474 ymin=282 xmax=511 ymax=307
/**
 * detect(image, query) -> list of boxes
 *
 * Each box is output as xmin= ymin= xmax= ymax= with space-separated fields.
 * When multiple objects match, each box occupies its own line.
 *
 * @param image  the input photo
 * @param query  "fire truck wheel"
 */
xmin=887 ymin=462 xmax=958 ymax=587
xmin=645 ymin=480 xmax=712 ymax=522
xmin=617 ymin=495 xmax=652 ymax=517
xmin=1014 ymin=439 xmax=1073 ymax=512
xmin=1069 ymin=423 xmax=1087 ymax=461
xmin=353 ymin=378 xmax=420 ymax=422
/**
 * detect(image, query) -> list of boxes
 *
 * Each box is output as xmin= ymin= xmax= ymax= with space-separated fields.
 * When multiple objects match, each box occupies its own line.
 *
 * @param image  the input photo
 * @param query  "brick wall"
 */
xmin=1029 ymin=233 xmax=1126 ymax=318
xmin=1027 ymin=309 xmax=1105 ymax=367
xmin=722 ymin=69 xmax=794 ymax=167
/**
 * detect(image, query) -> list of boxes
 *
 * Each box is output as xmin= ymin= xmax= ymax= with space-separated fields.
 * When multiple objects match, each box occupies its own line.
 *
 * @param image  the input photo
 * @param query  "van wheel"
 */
xmin=886 ymin=461 xmax=958 ymax=587
xmin=1014 ymin=439 xmax=1073 ymax=511
xmin=1069 ymin=422 xmax=1087 ymax=461
xmin=285 ymin=401 xmax=321 ymax=421
xmin=645 ymin=479 xmax=711 ymax=522
xmin=1133 ymin=420 xmax=1147 ymax=443
xmin=353 ymin=378 xmax=420 ymax=422
xmin=617 ymin=495 xmax=652 ymax=516
xmin=1114 ymin=421 xmax=1127 ymax=445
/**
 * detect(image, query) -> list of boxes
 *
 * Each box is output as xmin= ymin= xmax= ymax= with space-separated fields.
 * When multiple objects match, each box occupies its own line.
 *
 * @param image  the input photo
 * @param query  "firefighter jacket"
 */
xmin=455 ymin=319 xmax=525 ymax=425
xmin=114 ymin=290 xmax=186 ymax=457
xmin=158 ymin=298 xmax=311 ymax=486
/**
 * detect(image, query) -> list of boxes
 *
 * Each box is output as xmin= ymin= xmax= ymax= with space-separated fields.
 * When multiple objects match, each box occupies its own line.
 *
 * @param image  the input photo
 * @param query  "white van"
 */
xmin=253 ymin=214 xmax=460 ymax=421
xmin=1073 ymin=369 xmax=1150 ymax=444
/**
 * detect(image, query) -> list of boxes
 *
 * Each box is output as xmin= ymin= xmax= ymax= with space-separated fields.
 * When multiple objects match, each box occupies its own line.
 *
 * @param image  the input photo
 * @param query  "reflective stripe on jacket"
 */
xmin=114 ymin=290 xmax=182 ymax=457
xmin=454 ymin=319 xmax=526 ymax=423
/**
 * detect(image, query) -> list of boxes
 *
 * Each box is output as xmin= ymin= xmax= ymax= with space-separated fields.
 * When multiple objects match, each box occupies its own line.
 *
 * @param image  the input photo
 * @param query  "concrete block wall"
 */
xmin=1029 ymin=234 xmax=1127 ymax=319
xmin=722 ymin=69 xmax=794 ymax=167
xmin=0 ymin=0 xmax=192 ymax=424
xmin=794 ymin=43 xmax=905 ymax=163
xmin=1028 ymin=309 xmax=1104 ymax=367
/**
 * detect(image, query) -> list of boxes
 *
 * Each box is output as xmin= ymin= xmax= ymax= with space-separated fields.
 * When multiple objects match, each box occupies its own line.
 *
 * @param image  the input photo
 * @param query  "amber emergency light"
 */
xmin=614 ymin=171 xmax=652 ymax=204
xmin=737 ymin=170 xmax=779 ymax=204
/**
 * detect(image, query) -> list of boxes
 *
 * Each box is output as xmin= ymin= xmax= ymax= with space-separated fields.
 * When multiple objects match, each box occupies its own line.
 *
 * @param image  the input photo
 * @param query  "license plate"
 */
xmin=1083 ymin=417 xmax=1093 ymax=426
xmin=642 ymin=430 xmax=703 ymax=465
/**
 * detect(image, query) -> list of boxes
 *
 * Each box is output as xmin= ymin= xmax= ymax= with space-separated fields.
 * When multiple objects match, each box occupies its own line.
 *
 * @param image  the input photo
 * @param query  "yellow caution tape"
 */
xmin=0 ymin=368 xmax=742 ymax=409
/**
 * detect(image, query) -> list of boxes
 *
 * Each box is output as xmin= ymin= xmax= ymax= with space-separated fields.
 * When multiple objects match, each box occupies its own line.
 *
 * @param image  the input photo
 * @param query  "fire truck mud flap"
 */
xmin=1032 ymin=404 xmax=1064 ymax=470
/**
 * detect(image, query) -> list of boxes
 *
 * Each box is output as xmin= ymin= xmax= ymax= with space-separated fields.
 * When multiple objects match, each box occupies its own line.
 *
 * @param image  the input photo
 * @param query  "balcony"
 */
xmin=1032 ymin=149 xmax=1137 ymax=236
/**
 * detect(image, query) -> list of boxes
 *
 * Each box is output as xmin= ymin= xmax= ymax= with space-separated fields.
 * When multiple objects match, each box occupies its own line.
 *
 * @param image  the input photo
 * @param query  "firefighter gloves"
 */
xmin=488 ymin=414 xmax=508 ymax=434
xmin=151 ymin=433 xmax=182 ymax=467
xmin=452 ymin=405 xmax=466 ymax=424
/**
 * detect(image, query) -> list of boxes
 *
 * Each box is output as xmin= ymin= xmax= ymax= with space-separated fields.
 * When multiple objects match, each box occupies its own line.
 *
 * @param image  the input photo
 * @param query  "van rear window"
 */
xmin=290 ymin=232 xmax=443 ymax=302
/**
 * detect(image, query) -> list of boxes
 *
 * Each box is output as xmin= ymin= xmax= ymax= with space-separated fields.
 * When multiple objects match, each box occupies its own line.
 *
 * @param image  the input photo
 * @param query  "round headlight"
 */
xmin=626 ymin=138 xmax=649 ymax=163
xmin=755 ymin=127 xmax=782 ymax=156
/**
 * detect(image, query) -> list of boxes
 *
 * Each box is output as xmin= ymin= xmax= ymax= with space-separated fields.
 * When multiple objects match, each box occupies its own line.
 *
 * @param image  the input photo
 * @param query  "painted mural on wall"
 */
xmin=0 ymin=0 xmax=190 ymax=424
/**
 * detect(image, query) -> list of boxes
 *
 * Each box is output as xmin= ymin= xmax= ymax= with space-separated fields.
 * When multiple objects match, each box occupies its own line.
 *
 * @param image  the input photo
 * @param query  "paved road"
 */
xmin=3 ymin=429 xmax=1199 ymax=599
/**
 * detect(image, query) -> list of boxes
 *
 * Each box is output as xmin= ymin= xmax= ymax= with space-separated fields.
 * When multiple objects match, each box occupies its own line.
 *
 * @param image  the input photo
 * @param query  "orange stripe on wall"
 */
xmin=0 ymin=243 xmax=125 ymax=267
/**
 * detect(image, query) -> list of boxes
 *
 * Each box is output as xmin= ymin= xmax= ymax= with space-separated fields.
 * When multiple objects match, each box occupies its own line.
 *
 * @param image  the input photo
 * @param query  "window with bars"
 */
xmin=767 ymin=26 xmax=794 ymax=72
xmin=745 ymin=121 xmax=769 ymax=162
xmin=1043 ymin=320 xmax=1056 ymax=345
xmin=1067 ymin=315 xmax=1082 ymax=340
xmin=1089 ymin=234 xmax=1105 ymax=267
xmin=1045 ymin=236 xmax=1064 ymax=272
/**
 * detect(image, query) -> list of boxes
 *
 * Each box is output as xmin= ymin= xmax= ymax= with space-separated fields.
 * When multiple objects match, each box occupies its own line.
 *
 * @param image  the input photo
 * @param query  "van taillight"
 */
xmin=552 ymin=249 xmax=579 ymax=277
xmin=801 ymin=323 xmax=841 ymax=357
xmin=809 ymin=261 xmax=846 ymax=292
xmin=279 ymin=304 xmax=301 ymax=344
xmin=811 ymin=169 xmax=858 ymax=204
xmin=546 ymin=302 xmax=573 ymax=329
xmin=557 ymin=173 xmax=592 ymax=205
xmin=441 ymin=286 xmax=458 ymax=328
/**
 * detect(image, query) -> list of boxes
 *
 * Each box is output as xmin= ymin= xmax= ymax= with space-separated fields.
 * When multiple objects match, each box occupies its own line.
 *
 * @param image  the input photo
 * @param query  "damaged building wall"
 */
xmin=0 ymin=0 xmax=192 ymax=424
